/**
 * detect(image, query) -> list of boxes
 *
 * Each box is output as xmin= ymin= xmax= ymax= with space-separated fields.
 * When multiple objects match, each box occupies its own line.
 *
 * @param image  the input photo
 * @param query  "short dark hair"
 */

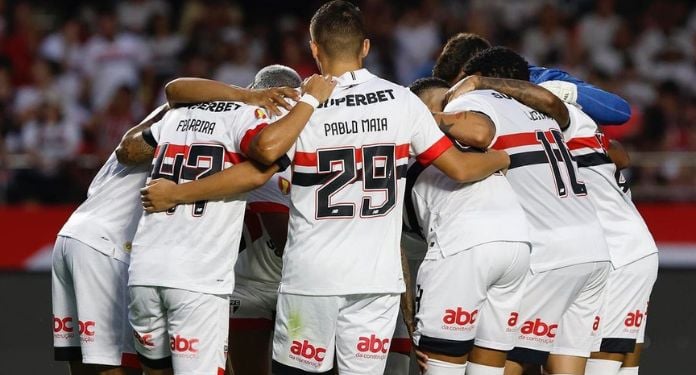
xmin=409 ymin=77 xmax=451 ymax=98
xmin=250 ymin=65 xmax=302 ymax=89
xmin=433 ymin=33 xmax=491 ymax=83
xmin=463 ymin=46 xmax=530 ymax=81
xmin=310 ymin=0 xmax=365 ymax=58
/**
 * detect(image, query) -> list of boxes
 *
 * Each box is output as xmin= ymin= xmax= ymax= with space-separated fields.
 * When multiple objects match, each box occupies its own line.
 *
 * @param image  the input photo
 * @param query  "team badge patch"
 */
xmin=254 ymin=108 xmax=268 ymax=119
xmin=278 ymin=177 xmax=291 ymax=195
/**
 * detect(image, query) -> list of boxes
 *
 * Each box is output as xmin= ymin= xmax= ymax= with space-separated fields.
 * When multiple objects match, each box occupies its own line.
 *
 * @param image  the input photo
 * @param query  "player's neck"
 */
xmin=320 ymin=58 xmax=363 ymax=78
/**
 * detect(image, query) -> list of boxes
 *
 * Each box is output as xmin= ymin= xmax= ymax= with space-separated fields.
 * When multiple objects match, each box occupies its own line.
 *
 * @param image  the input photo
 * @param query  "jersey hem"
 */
xmin=127 ymin=280 xmax=234 ymax=296
xmin=277 ymin=284 xmax=406 ymax=296
xmin=530 ymin=259 xmax=611 ymax=274
xmin=609 ymin=250 xmax=659 ymax=269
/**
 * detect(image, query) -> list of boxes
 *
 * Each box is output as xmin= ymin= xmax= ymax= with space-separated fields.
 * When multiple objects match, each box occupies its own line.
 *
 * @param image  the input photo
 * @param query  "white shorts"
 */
xmin=272 ymin=293 xmax=400 ymax=374
xmin=592 ymin=254 xmax=658 ymax=353
xmin=229 ymin=279 xmax=278 ymax=331
xmin=52 ymin=236 xmax=137 ymax=367
xmin=413 ymin=241 xmax=531 ymax=355
xmin=507 ymin=261 xmax=611 ymax=365
xmin=128 ymin=286 xmax=229 ymax=375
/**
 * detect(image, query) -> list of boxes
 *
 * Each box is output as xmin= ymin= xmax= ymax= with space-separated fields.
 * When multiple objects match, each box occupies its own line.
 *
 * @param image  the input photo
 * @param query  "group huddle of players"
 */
xmin=51 ymin=1 xmax=658 ymax=375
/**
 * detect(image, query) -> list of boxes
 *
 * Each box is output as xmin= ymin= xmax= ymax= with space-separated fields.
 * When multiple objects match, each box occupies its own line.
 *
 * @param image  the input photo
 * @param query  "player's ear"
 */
xmin=360 ymin=39 xmax=370 ymax=59
xmin=310 ymin=40 xmax=319 ymax=60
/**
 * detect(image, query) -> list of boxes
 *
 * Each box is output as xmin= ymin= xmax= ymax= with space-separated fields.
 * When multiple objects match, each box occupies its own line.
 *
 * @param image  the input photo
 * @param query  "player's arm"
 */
xmin=141 ymin=161 xmax=278 ymax=213
xmin=165 ymin=78 xmax=299 ymax=116
xmin=115 ymin=103 xmax=169 ymax=165
xmin=607 ymin=139 xmax=630 ymax=170
xmin=247 ymin=75 xmax=336 ymax=166
xmin=431 ymin=111 xmax=495 ymax=150
xmin=400 ymin=247 xmax=416 ymax=340
xmin=529 ymin=66 xmax=631 ymax=125
xmin=448 ymin=75 xmax=570 ymax=129
xmin=431 ymin=147 xmax=509 ymax=183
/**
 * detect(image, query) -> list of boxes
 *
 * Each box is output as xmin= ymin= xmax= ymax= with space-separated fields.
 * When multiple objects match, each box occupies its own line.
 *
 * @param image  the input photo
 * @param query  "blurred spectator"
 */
xmin=7 ymin=96 xmax=80 ymax=203
xmin=393 ymin=5 xmax=439 ymax=84
xmin=0 ymin=0 xmax=694 ymax=203
xmin=88 ymin=85 xmax=141 ymax=160
xmin=82 ymin=8 xmax=150 ymax=110
xmin=578 ymin=0 xmax=621 ymax=54
xmin=117 ymin=0 xmax=169 ymax=33
xmin=146 ymin=13 xmax=184 ymax=77
xmin=522 ymin=3 xmax=569 ymax=66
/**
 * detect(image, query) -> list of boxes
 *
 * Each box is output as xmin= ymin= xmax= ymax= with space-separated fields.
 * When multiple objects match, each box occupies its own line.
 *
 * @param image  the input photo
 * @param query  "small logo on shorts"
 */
xmin=134 ymin=332 xmax=155 ymax=347
xmin=441 ymin=308 xmax=478 ymax=331
xmin=624 ymin=310 xmax=644 ymax=328
xmin=356 ymin=335 xmax=389 ymax=359
xmin=520 ymin=318 xmax=558 ymax=340
xmin=593 ymin=316 xmax=601 ymax=332
xmin=170 ymin=335 xmax=199 ymax=354
xmin=230 ymin=299 xmax=241 ymax=313
xmin=53 ymin=316 xmax=94 ymax=341
xmin=289 ymin=340 xmax=326 ymax=367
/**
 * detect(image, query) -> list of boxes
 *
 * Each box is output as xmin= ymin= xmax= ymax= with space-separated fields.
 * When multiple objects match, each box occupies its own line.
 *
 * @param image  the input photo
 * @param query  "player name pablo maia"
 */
xmin=318 ymin=89 xmax=395 ymax=108
xmin=324 ymin=117 xmax=388 ymax=137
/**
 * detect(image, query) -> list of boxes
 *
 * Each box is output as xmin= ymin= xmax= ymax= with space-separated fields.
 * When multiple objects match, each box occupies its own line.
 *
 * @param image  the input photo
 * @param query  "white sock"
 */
xmin=618 ymin=367 xmax=639 ymax=375
xmin=585 ymin=358 xmax=622 ymax=375
xmin=466 ymin=362 xmax=504 ymax=375
xmin=424 ymin=358 xmax=467 ymax=375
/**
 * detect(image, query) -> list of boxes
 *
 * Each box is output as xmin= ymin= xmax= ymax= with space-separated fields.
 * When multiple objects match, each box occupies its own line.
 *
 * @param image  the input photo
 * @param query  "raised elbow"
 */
xmin=164 ymin=79 xmax=184 ymax=106
xmin=115 ymin=145 xmax=132 ymax=165
xmin=469 ymin=132 xmax=493 ymax=150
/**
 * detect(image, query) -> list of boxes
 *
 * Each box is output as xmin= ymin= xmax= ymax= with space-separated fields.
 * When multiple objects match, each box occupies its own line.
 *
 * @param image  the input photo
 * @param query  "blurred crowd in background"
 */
xmin=0 ymin=0 xmax=694 ymax=204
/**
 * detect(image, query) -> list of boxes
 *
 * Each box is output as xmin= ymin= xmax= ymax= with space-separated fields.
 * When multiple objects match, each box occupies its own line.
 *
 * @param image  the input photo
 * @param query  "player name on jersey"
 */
xmin=323 ymin=117 xmax=388 ymax=136
xmin=176 ymin=118 xmax=216 ymax=134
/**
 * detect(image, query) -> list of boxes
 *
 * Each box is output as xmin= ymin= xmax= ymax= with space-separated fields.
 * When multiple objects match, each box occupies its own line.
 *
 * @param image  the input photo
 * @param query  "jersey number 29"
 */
xmin=316 ymin=145 xmax=397 ymax=219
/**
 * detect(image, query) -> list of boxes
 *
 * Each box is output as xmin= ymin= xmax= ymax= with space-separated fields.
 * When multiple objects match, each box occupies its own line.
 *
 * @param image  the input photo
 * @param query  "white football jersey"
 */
xmin=281 ymin=69 xmax=453 ymax=295
xmin=405 ymin=95 xmax=530 ymax=259
xmin=58 ymin=153 xmax=149 ymax=263
xmin=449 ymin=90 xmax=609 ymax=272
xmin=128 ymin=101 xmax=269 ymax=295
xmin=563 ymin=104 xmax=657 ymax=267
xmin=235 ymin=169 xmax=292 ymax=285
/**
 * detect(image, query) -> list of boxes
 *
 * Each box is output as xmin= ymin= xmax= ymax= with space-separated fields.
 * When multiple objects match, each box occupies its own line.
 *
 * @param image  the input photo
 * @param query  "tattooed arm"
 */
xmin=115 ymin=103 xmax=169 ymax=166
xmin=448 ymin=75 xmax=570 ymax=129
xmin=431 ymin=110 xmax=495 ymax=149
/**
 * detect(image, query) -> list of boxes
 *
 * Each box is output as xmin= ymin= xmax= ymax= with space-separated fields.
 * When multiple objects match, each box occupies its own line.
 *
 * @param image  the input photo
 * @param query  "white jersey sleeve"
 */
xmin=407 ymin=92 xmax=454 ymax=165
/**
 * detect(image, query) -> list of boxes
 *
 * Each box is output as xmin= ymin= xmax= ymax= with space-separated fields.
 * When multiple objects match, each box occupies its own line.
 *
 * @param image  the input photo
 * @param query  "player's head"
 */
xmin=463 ymin=46 xmax=530 ymax=81
xmin=433 ymin=33 xmax=491 ymax=84
xmin=250 ymin=65 xmax=302 ymax=89
xmin=409 ymin=77 xmax=451 ymax=112
xmin=309 ymin=1 xmax=369 ymax=70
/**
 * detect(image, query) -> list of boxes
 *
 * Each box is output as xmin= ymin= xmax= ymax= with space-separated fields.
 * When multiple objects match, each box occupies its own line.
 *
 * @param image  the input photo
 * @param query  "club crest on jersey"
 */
xmin=278 ymin=177 xmax=291 ymax=195
xmin=255 ymin=108 xmax=268 ymax=119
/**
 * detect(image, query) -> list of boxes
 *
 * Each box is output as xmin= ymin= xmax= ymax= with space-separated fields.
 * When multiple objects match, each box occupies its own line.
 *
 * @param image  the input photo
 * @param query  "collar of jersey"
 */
xmin=334 ymin=68 xmax=374 ymax=87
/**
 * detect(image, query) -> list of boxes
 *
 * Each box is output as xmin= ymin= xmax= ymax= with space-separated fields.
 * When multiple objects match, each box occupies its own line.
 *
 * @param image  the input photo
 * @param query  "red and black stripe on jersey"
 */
xmin=566 ymin=136 xmax=613 ymax=168
xmin=492 ymin=131 xmax=611 ymax=169
xmin=291 ymin=144 xmax=410 ymax=187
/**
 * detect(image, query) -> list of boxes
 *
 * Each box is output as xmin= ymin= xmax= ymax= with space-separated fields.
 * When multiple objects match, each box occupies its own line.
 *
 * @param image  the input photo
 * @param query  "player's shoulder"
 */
xmin=368 ymin=75 xmax=414 ymax=100
xmin=445 ymin=89 xmax=501 ymax=112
